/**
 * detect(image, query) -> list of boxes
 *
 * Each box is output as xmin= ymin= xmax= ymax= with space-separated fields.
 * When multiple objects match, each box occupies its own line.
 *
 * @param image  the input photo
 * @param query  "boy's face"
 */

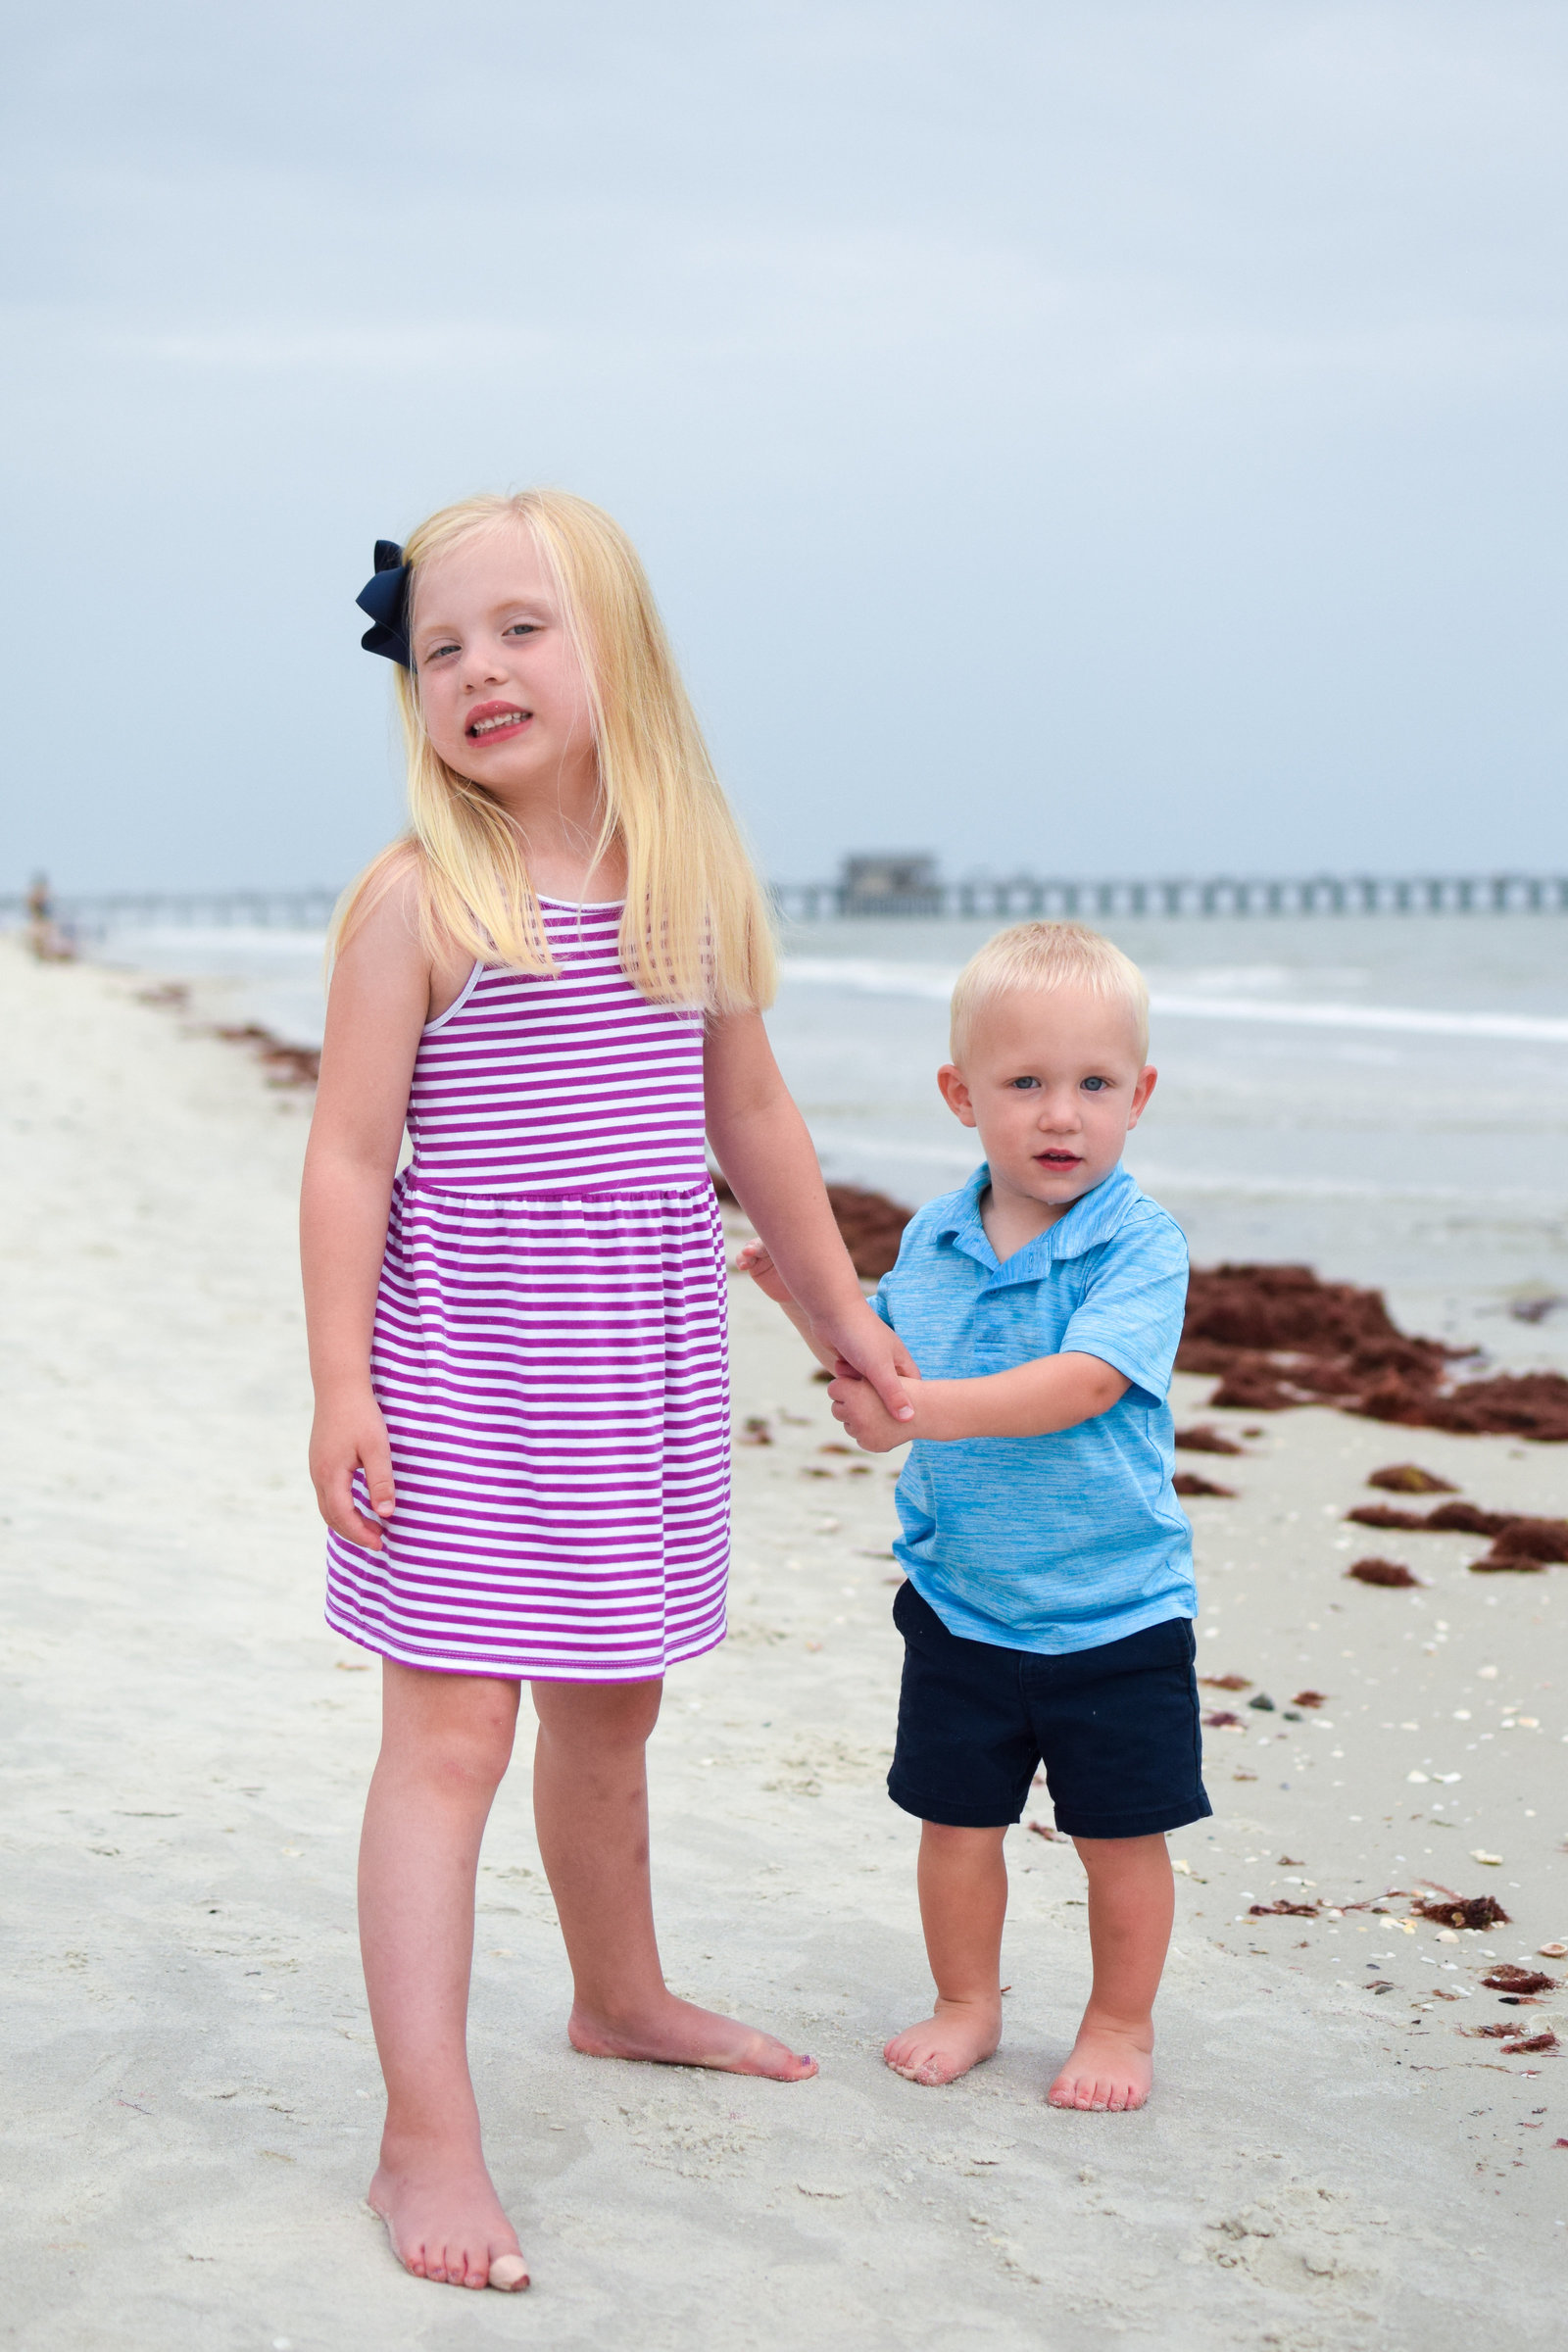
xmin=938 ymin=985 xmax=1156 ymax=1223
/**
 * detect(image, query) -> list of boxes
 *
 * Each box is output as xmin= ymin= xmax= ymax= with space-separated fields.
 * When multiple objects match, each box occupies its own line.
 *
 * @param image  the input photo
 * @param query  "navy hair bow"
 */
xmin=356 ymin=539 xmax=412 ymax=666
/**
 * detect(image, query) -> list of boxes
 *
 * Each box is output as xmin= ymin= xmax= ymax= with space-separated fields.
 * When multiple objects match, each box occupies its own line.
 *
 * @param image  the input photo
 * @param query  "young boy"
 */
xmin=741 ymin=920 xmax=1207 ymax=2112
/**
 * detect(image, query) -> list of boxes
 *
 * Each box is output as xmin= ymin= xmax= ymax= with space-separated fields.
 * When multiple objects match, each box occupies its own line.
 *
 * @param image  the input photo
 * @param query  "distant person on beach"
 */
xmin=24 ymin=871 xmax=73 ymax=961
xmin=300 ymin=492 xmax=916 ymax=2293
xmin=743 ymin=922 xmax=1206 ymax=2111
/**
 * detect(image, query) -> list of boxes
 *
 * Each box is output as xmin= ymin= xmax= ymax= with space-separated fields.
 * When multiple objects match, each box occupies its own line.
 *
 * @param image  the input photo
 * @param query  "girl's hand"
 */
xmin=733 ymin=1240 xmax=796 ymax=1307
xmin=809 ymin=1298 xmax=918 ymax=1422
xmin=828 ymin=1368 xmax=919 ymax=1452
xmin=310 ymin=1389 xmax=396 ymax=1550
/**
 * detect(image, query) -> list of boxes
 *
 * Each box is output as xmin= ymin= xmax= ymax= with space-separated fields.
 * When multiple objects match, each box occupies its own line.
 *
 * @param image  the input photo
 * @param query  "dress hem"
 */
xmin=323 ymin=1604 xmax=726 ymax=1683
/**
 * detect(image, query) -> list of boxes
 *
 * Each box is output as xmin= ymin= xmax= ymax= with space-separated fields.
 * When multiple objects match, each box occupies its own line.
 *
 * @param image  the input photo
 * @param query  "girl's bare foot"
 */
xmin=1047 ymin=2013 xmax=1153 ymax=2112
xmin=368 ymin=2138 xmax=529 ymax=2290
xmin=883 ymin=1993 xmax=1002 ymax=2086
xmin=567 ymin=1992 xmax=815 ymax=2080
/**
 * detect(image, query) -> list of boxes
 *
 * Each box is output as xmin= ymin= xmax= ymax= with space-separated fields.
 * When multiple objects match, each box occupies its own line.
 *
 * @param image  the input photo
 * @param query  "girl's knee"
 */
xmin=382 ymin=1675 xmax=519 ymax=1794
xmin=533 ymin=1677 xmax=662 ymax=1750
xmin=424 ymin=1715 xmax=515 ymax=1797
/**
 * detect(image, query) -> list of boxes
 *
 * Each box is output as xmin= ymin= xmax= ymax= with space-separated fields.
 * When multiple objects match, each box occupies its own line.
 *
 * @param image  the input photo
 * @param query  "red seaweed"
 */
xmin=1179 ymin=1263 xmax=1568 ymax=1440
xmin=1411 ymin=1893 xmax=1512 ymax=1930
xmin=1368 ymin=1464 xmax=1459 ymax=1494
xmin=1348 ymin=1558 xmax=1421 ymax=1588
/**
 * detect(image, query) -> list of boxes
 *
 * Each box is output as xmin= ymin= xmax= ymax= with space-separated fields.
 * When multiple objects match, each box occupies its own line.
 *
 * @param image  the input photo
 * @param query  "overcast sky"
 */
xmin=2 ymin=1 xmax=1564 ymax=892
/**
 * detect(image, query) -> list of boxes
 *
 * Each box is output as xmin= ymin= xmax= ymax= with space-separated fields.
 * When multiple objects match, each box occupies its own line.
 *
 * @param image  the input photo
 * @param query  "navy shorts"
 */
xmin=887 ymin=1580 xmax=1212 ymax=1838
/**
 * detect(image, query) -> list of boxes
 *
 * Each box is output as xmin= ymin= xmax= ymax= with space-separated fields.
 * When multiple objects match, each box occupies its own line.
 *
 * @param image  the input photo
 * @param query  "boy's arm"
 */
xmin=829 ymin=1354 xmax=1128 ymax=1451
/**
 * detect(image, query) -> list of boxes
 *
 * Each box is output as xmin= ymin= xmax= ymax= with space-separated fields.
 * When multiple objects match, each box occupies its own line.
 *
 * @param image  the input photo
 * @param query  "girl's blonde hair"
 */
xmin=950 ymin=920 xmax=1151 ymax=1059
xmin=332 ymin=489 xmax=776 ymax=1011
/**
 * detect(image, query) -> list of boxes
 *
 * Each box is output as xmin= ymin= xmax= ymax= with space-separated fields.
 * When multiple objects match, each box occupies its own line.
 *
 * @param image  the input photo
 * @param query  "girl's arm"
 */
xmin=733 ymin=1239 xmax=841 ymax=1370
xmin=299 ymin=880 xmax=433 ymax=1548
xmin=705 ymin=1010 xmax=916 ymax=1420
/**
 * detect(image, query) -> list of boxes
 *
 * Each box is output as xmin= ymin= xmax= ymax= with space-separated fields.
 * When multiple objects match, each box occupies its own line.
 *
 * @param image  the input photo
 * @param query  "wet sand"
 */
xmin=2 ymin=941 xmax=1565 ymax=2350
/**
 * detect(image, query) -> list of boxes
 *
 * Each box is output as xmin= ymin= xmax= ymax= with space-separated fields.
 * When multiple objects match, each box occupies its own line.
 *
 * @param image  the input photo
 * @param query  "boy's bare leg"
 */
xmin=532 ymin=1679 xmax=815 ymax=2082
xmin=361 ymin=1662 xmax=530 ymax=2290
xmin=1048 ymin=1833 xmax=1173 ymax=2111
xmin=884 ymin=1820 xmax=1008 ymax=2085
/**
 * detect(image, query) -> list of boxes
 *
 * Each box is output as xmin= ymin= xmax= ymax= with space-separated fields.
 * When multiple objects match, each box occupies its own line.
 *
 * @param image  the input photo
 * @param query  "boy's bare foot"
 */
xmin=368 ymin=2140 xmax=528 ymax=2290
xmin=883 ymin=1993 xmax=1002 ymax=2086
xmin=567 ymin=1991 xmax=816 ymax=2080
xmin=1047 ymin=2014 xmax=1153 ymax=2112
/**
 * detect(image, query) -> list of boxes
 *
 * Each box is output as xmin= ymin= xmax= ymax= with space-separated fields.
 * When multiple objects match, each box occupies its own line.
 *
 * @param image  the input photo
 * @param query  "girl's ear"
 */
xmin=937 ymin=1063 xmax=977 ymax=1128
xmin=1127 ymin=1065 xmax=1158 ymax=1129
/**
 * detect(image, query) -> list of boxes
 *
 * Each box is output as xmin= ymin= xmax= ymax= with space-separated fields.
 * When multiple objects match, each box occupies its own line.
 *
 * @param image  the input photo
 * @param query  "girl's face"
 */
xmin=410 ymin=525 xmax=598 ymax=808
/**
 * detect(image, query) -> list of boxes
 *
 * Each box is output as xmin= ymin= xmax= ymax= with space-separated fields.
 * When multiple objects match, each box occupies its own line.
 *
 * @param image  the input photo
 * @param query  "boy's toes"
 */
xmin=488 ymin=2253 xmax=530 ymax=2291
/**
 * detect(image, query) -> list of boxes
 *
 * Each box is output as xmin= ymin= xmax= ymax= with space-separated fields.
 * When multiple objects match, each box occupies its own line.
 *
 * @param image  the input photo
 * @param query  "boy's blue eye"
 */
xmin=1081 ymin=1076 xmax=1110 ymax=1093
xmin=1008 ymin=1076 xmax=1040 ymax=1090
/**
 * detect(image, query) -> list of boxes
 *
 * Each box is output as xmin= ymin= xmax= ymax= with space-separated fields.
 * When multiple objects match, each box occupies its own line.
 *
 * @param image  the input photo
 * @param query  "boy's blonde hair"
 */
xmin=950 ymin=920 xmax=1150 ymax=1060
xmin=332 ymin=489 xmax=776 ymax=1012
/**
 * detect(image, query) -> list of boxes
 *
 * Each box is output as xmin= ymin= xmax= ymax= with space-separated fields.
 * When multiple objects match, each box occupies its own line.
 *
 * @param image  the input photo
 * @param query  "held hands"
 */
xmin=309 ymin=1388 xmax=396 ymax=1549
xmin=828 ymin=1364 xmax=921 ymax=1451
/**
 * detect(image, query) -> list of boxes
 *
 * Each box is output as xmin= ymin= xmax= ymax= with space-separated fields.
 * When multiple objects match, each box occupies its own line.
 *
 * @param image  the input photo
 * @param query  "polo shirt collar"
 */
xmin=938 ymin=1161 xmax=1142 ymax=1280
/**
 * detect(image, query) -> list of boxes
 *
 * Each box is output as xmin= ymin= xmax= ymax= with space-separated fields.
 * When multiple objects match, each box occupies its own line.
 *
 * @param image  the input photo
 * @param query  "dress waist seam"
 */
xmin=399 ymin=1169 xmax=717 ymax=1203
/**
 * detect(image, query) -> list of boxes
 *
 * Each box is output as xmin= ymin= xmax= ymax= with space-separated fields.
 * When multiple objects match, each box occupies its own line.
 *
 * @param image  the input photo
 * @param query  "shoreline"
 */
xmin=4 ymin=939 xmax=1567 ymax=2351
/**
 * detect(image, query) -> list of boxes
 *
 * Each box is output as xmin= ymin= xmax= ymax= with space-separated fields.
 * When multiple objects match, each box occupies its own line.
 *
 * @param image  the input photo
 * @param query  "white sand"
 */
xmin=3 ymin=940 xmax=1566 ymax=2349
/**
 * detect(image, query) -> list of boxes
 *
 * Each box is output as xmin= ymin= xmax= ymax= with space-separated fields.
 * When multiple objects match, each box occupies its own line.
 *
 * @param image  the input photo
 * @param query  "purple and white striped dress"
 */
xmin=324 ymin=898 xmax=729 ymax=1682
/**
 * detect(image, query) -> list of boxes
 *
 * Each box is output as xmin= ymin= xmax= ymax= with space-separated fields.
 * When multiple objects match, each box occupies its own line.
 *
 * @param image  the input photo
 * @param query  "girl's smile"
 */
xmin=411 ymin=524 xmax=597 ymax=817
xmin=465 ymin=700 xmax=532 ymax=744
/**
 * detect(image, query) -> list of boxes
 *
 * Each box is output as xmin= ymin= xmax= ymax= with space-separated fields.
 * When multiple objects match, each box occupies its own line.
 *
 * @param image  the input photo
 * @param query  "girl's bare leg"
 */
xmin=1047 ymin=1833 xmax=1173 ymax=2112
xmin=531 ymin=1678 xmax=814 ymax=2081
xmin=361 ymin=1662 xmax=529 ymax=2290
xmin=883 ymin=1820 xmax=1008 ymax=2085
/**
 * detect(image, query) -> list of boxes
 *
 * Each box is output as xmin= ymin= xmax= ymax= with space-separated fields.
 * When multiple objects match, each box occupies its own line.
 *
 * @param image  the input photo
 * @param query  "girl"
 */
xmin=302 ymin=491 xmax=915 ymax=2295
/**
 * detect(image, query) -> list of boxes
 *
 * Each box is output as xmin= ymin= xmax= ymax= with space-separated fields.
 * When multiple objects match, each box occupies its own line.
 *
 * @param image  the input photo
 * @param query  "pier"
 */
xmin=771 ymin=864 xmax=1568 ymax=921
xmin=4 ymin=870 xmax=1568 ymax=941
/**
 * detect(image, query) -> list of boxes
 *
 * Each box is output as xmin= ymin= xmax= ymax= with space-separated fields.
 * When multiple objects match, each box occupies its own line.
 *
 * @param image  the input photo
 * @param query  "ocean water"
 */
xmin=98 ymin=910 xmax=1568 ymax=1363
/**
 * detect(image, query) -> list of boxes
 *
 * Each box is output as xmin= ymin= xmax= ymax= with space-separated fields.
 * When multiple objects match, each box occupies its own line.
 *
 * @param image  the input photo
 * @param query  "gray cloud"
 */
xmin=2 ymin=1 xmax=1564 ymax=889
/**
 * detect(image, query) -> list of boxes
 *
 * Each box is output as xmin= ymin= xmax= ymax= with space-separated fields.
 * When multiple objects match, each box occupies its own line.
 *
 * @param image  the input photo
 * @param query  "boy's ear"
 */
xmin=1127 ymin=1065 xmax=1157 ymax=1129
xmin=937 ymin=1063 xmax=977 ymax=1127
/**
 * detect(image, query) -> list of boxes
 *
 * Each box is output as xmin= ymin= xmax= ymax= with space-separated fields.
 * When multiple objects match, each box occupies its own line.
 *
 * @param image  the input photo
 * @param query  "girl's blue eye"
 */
xmin=504 ymin=622 xmax=538 ymax=639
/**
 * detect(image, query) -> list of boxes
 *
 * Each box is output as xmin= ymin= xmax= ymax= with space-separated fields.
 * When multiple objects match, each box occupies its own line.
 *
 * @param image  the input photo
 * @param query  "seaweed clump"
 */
xmin=1348 ymin=1558 xmax=1421 ymax=1588
xmin=1481 ymin=1965 xmax=1558 ymax=1994
xmin=1411 ymin=1892 xmax=1512 ymax=1931
xmin=1368 ymin=1463 xmax=1458 ymax=1494
xmin=1178 ymin=1263 xmax=1568 ymax=1441
xmin=1344 ymin=1501 xmax=1568 ymax=1573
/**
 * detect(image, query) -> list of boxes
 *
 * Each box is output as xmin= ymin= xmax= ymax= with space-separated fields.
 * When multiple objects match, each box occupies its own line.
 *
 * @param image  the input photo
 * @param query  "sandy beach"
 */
xmin=4 ymin=941 xmax=1567 ymax=2352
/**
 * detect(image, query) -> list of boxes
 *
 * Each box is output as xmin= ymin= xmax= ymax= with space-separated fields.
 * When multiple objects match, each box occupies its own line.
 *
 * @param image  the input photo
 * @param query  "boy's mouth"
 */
xmin=1035 ymin=1150 xmax=1083 ymax=1169
xmin=466 ymin=701 xmax=532 ymax=742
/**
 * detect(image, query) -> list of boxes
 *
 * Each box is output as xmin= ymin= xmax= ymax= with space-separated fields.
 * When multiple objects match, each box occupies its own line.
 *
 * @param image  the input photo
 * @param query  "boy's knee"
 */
xmin=920 ymin=1818 xmax=1008 ymax=1852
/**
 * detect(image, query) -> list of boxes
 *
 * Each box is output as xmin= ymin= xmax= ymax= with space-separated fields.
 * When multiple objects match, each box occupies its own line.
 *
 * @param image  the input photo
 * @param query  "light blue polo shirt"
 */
xmin=871 ymin=1163 xmax=1196 ymax=1655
